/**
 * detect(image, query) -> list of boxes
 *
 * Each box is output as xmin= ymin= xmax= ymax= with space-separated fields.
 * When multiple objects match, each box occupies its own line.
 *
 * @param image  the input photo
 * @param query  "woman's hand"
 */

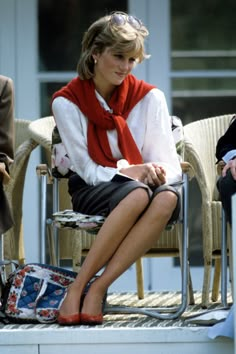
xmin=151 ymin=163 xmax=166 ymax=185
xmin=222 ymin=159 xmax=236 ymax=180
xmin=119 ymin=163 xmax=166 ymax=186
xmin=0 ymin=162 xmax=10 ymax=184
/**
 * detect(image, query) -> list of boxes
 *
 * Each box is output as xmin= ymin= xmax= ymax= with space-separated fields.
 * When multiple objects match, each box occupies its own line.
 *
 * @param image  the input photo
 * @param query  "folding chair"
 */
xmin=29 ymin=115 xmax=194 ymax=319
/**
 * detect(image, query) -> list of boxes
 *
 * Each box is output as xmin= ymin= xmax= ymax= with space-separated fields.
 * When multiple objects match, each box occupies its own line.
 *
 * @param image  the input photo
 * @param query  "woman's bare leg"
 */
xmin=81 ymin=190 xmax=177 ymax=316
xmin=59 ymin=187 xmax=150 ymax=316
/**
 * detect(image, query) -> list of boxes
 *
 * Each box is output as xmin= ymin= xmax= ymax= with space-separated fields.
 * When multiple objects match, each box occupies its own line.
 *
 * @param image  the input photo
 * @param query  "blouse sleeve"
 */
xmin=0 ymin=76 xmax=14 ymax=163
xmin=52 ymin=97 xmax=118 ymax=185
xmin=141 ymin=89 xmax=182 ymax=184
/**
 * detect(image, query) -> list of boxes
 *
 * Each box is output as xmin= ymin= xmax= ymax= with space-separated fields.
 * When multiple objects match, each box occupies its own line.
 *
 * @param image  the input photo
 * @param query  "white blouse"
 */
xmin=52 ymin=88 xmax=182 ymax=186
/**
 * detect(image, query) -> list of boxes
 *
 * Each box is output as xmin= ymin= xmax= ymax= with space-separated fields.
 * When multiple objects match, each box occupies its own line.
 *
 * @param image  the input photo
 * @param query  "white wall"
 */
xmin=0 ymin=0 xmax=40 ymax=262
xmin=129 ymin=0 xmax=171 ymax=107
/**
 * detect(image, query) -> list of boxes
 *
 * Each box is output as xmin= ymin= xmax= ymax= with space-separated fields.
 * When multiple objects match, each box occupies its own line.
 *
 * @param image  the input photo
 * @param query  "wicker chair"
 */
xmin=184 ymin=114 xmax=234 ymax=308
xmin=29 ymin=116 xmax=194 ymax=319
xmin=2 ymin=119 xmax=38 ymax=265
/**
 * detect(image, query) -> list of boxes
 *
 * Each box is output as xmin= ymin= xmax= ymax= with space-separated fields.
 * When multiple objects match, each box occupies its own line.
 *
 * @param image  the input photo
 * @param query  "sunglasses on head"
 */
xmin=110 ymin=12 xmax=143 ymax=30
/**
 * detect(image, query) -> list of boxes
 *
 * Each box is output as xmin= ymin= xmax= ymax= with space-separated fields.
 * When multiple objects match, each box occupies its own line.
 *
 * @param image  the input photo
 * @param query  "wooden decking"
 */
xmin=0 ymin=291 xmax=234 ymax=354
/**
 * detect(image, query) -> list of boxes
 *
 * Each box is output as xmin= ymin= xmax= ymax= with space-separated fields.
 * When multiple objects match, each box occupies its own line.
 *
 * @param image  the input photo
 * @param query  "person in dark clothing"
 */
xmin=216 ymin=115 xmax=236 ymax=225
xmin=0 ymin=75 xmax=14 ymax=234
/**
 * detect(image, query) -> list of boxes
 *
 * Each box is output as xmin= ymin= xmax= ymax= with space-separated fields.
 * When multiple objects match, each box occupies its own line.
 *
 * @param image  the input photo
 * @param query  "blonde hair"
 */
xmin=77 ymin=12 xmax=150 ymax=80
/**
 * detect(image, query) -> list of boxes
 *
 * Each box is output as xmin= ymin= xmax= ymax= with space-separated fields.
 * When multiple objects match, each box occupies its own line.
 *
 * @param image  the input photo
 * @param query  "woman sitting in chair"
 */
xmin=52 ymin=11 xmax=182 ymax=326
xmin=216 ymin=115 xmax=236 ymax=225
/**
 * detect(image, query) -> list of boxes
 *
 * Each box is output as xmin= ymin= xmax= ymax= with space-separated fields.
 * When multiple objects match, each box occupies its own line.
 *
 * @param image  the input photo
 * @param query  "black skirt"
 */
xmin=68 ymin=173 xmax=180 ymax=224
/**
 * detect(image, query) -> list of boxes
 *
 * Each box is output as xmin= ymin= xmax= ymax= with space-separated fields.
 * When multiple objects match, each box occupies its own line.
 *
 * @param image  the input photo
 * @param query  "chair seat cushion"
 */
xmin=52 ymin=209 xmax=105 ymax=233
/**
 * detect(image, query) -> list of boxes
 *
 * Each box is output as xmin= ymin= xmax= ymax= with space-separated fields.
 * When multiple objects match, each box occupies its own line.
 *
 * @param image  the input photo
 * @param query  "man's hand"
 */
xmin=0 ymin=162 xmax=10 ymax=184
xmin=222 ymin=159 xmax=236 ymax=180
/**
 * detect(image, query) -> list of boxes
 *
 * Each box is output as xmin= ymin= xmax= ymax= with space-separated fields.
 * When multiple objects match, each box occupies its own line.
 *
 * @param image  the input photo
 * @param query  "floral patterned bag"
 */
xmin=0 ymin=263 xmax=102 ymax=324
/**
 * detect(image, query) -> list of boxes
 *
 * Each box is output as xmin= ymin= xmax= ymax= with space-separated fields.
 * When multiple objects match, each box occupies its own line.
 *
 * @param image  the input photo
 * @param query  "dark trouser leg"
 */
xmin=217 ymin=170 xmax=236 ymax=225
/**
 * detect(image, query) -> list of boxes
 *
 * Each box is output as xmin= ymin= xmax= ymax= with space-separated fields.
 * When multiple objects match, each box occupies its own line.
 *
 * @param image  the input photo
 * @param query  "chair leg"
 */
xmin=39 ymin=165 xmax=48 ymax=264
xmin=0 ymin=234 xmax=4 ymax=263
xmin=18 ymin=223 xmax=25 ymax=265
xmin=179 ymin=241 xmax=194 ymax=305
xmin=201 ymin=260 xmax=212 ymax=308
xmin=212 ymin=258 xmax=221 ymax=302
xmin=177 ymin=220 xmax=191 ymax=307
xmin=228 ymin=232 xmax=233 ymax=302
xmin=72 ymin=230 xmax=82 ymax=273
xmin=135 ymin=258 xmax=144 ymax=299
xmin=188 ymin=264 xmax=195 ymax=305
xmin=179 ymin=172 xmax=190 ymax=308
xmin=47 ymin=222 xmax=57 ymax=266
xmin=0 ymin=234 xmax=6 ymax=285
xmin=221 ymin=208 xmax=228 ymax=307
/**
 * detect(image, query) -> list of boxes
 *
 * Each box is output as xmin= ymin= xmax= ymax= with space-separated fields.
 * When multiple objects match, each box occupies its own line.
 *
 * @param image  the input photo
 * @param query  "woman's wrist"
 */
xmin=117 ymin=159 xmax=130 ymax=171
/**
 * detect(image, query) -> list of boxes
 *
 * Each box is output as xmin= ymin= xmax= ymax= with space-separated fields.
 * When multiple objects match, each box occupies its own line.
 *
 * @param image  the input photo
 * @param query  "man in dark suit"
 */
xmin=216 ymin=115 xmax=236 ymax=225
xmin=0 ymin=75 xmax=14 ymax=234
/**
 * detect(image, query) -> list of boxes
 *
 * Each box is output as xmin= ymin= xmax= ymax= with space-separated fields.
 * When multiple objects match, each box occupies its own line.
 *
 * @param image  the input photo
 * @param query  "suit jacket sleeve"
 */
xmin=0 ymin=75 xmax=14 ymax=170
xmin=216 ymin=116 xmax=236 ymax=161
xmin=0 ymin=76 xmax=14 ymax=233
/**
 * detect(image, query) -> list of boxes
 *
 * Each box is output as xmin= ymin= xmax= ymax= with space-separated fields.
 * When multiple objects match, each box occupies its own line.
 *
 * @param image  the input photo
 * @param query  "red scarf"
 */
xmin=52 ymin=74 xmax=155 ymax=167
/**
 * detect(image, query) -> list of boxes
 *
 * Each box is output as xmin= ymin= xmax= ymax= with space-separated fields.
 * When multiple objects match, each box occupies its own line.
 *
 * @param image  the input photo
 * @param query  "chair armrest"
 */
xmin=217 ymin=160 xmax=225 ymax=176
xmin=181 ymin=161 xmax=194 ymax=179
xmin=36 ymin=163 xmax=53 ymax=184
xmin=28 ymin=116 xmax=55 ymax=152
xmin=0 ymin=162 xmax=10 ymax=184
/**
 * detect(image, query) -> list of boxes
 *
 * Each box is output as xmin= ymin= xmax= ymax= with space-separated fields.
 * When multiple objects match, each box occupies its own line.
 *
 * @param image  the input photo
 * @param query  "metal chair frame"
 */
xmin=221 ymin=207 xmax=233 ymax=308
xmin=105 ymin=171 xmax=191 ymax=319
xmin=221 ymin=208 xmax=228 ymax=307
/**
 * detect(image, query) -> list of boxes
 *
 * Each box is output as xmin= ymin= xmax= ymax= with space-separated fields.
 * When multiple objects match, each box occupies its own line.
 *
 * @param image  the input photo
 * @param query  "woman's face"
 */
xmin=93 ymin=47 xmax=137 ymax=96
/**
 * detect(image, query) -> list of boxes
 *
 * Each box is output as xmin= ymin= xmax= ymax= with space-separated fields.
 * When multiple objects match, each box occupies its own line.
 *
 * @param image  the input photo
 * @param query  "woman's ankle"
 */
xmin=59 ymin=285 xmax=81 ymax=315
xmin=81 ymin=284 xmax=105 ymax=315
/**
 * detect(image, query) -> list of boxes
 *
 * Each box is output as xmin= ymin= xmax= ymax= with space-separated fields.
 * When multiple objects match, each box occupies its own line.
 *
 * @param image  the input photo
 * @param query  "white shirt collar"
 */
xmin=95 ymin=90 xmax=113 ymax=113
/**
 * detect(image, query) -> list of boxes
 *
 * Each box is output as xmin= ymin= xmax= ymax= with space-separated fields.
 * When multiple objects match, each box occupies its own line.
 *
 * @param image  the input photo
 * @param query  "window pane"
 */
xmin=38 ymin=0 xmax=127 ymax=71
xmin=171 ymin=0 xmax=236 ymax=107
xmin=171 ymin=0 xmax=236 ymax=51
xmin=173 ymin=96 xmax=235 ymax=125
xmin=172 ymin=54 xmax=236 ymax=71
xmin=40 ymin=82 xmax=68 ymax=116
xmin=172 ymin=78 xmax=236 ymax=93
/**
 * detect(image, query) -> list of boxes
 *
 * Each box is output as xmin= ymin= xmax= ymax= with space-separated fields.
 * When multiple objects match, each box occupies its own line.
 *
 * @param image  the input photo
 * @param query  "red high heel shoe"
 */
xmin=57 ymin=313 xmax=81 ymax=325
xmin=57 ymin=288 xmax=81 ymax=325
xmin=80 ymin=312 xmax=103 ymax=325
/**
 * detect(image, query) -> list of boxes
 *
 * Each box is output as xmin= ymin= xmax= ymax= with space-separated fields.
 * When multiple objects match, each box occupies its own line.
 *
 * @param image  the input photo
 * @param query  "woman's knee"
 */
xmin=152 ymin=190 xmax=179 ymax=219
xmin=120 ymin=187 xmax=150 ymax=210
